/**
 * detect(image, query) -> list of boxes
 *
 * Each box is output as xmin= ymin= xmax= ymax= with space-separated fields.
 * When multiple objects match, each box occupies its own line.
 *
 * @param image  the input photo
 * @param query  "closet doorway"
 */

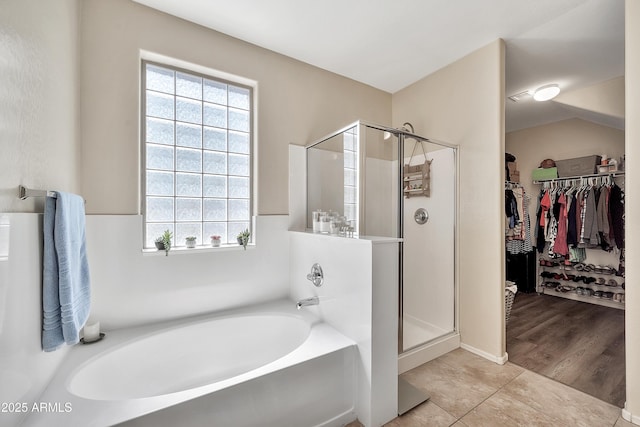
xmin=504 ymin=121 xmax=626 ymax=409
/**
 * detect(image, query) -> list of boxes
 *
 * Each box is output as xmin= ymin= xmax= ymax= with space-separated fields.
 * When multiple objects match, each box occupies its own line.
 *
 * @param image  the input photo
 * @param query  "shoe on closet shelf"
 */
xmin=603 ymin=292 xmax=614 ymax=300
xmin=607 ymin=279 xmax=619 ymax=287
xmin=593 ymin=291 xmax=603 ymax=298
xmin=583 ymin=277 xmax=597 ymax=284
xmin=596 ymin=277 xmax=606 ymax=285
xmin=601 ymin=266 xmax=616 ymax=275
xmin=584 ymin=288 xmax=594 ymax=296
xmin=574 ymin=263 xmax=586 ymax=271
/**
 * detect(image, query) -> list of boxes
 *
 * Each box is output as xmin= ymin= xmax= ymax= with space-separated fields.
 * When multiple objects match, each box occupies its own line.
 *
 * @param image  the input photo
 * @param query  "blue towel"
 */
xmin=42 ymin=192 xmax=91 ymax=352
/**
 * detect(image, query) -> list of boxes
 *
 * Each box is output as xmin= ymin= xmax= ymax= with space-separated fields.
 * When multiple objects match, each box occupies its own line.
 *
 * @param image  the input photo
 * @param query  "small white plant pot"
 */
xmin=211 ymin=238 xmax=221 ymax=247
xmin=185 ymin=239 xmax=196 ymax=248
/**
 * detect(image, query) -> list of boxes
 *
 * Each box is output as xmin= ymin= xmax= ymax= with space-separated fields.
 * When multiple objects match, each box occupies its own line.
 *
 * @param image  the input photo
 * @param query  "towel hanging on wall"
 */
xmin=42 ymin=191 xmax=91 ymax=352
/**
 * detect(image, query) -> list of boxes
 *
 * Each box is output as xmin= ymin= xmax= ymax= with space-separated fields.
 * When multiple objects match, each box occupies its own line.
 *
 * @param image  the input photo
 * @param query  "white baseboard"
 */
xmin=398 ymin=333 xmax=460 ymax=374
xmin=460 ymin=343 xmax=508 ymax=365
xmin=623 ymin=404 xmax=640 ymax=425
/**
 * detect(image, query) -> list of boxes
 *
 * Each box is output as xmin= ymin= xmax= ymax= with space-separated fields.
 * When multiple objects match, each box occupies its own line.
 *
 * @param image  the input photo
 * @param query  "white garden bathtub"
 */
xmin=25 ymin=300 xmax=357 ymax=427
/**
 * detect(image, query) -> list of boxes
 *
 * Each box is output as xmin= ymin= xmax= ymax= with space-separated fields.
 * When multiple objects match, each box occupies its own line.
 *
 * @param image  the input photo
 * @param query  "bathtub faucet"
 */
xmin=296 ymin=296 xmax=319 ymax=310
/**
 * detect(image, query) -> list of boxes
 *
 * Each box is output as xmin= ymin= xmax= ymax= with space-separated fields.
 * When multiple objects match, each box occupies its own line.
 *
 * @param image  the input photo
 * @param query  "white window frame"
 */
xmin=141 ymin=59 xmax=255 ymax=250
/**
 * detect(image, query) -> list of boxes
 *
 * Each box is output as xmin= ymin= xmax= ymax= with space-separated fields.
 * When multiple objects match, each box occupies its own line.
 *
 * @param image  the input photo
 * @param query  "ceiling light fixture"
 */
xmin=532 ymin=84 xmax=560 ymax=102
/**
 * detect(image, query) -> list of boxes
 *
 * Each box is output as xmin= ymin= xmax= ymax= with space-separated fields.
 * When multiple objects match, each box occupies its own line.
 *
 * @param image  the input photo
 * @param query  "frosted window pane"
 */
xmin=203 ymin=103 xmax=226 ymax=127
xmin=176 ymin=223 xmax=201 ymax=246
xmin=147 ymin=171 xmax=174 ymax=196
xmin=344 ymin=204 xmax=356 ymax=221
xmin=176 ymin=148 xmax=202 ymax=173
xmin=344 ymin=151 xmax=356 ymax=169
xmin=204 ymin=222 xmax=227 ymax=244
xmin=146 ymin=65 xmax=174 ymax=94
xmin=146 ymin=118 xmax=174 ymax=145
xmin=204 ymin=80 xmax=226 ymax=104
xmin=203 ymin=151 xmax=227 ymax=174
xmin=146 ymin=144 xmax=174 ymax=170
xmin=146 ymin=223 xmax=174 ymax=248
xmin=228 ymin=108 xmax=249 ymax=132
xmin=228 ymin=222 xmax=250 ymax=243
xmin=228 ymin=176 xmax=249 ymax=198
xmin=228 ymin=153 xmax=249 ymax=176
xmin=176 ymin=198 xmax=202 ymax=221
xmin=204 ymin=199 xmax=227 ymax=221
xmin=147 ymin=92 xmax=174 ymax=120
xmin=344 ymin=186 xmax=357 ymax=203
xmin=176 ymin=97 xmax=202 ymax=124
xmin=176 ymin=173 xmax=201 ymax=196
xmin=203 ymin=127 xmax=226 ymax=151
xmin=204 ymin=175 xmax=227 ymax=197
xmin=228 ymin=199 xmax=249 ymax=221
xmin=146 ymin=197 xmax=174 ymax=222
xmin=343 ymin=133 xmax=356 ymax=151
xmin=344 ymin=169 xmax=356 ymax=186
xmin=228 ymin=85 xmax=250 ymax=109
xmin=228 ymin=131 xmax=249 ymax=154
xmin=176 ymin=72 xmax=202 ymax=100
xmin=176 ymin=123 xmax=202 ymax=148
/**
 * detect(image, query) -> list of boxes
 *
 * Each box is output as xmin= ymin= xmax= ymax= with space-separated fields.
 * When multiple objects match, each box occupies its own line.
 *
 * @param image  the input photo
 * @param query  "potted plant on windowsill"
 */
xmin=185 ymin=236 xmax=197 ymax=248
xmin=156 ymin=229 xmax=172 ymax=256
xmin=154 ymin=237 xmax=164 ymax=250
xmin=237 ymin=229 xmax=250 ymax=250
xmin=210 ymin=235 xmax=221 ymax=247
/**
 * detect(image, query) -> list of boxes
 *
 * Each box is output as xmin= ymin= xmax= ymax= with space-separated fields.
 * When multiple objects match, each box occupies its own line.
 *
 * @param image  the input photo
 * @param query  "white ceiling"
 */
xmin=133 ymin=0 xmax=625 ymax=132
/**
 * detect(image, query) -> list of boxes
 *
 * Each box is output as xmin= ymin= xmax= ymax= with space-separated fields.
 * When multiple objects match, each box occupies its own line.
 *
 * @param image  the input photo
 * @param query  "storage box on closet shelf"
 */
xmin=505 ymin=281 xmax=517 ymax=324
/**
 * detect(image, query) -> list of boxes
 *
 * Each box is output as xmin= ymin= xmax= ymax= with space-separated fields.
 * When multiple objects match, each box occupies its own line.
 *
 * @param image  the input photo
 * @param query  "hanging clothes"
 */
xmin=553 ymin=192 xmax=569 ymax=256
xmin=609 ymin=183 xmax=625 ymax=249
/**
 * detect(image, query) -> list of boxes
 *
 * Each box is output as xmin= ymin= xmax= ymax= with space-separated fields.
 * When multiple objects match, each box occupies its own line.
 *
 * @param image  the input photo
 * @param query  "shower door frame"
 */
xmin=364 ymin=123 xmax=459 ymax=355
xmin=306 ymin=120 xmax=459 ymax=356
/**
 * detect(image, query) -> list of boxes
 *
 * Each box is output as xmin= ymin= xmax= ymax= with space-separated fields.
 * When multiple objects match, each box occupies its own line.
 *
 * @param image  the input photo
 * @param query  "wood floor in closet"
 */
xmin=506 ymin=292 xmax=625 ymax=408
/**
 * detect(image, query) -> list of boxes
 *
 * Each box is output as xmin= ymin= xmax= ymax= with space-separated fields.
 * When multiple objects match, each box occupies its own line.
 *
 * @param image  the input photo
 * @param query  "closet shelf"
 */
xmin=539 ymin=287 xmax=625 ymax=310
xmin=533 ymin=171 xmax=624 ymax=184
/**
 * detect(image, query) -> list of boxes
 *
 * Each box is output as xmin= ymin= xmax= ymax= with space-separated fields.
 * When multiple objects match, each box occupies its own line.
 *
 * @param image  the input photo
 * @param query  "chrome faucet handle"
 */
xmin=306 ymin=263 xmax=324 ymax=287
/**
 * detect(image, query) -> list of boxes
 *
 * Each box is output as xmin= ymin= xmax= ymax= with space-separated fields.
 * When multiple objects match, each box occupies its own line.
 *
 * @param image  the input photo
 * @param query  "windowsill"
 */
xmin=141 ymin=244 xmax=254 ymax=256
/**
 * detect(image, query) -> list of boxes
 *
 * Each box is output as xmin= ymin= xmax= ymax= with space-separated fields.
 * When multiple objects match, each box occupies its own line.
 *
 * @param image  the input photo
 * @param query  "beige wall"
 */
xmin=392 ymin=40 xmax=506 ymax=359
xmin=506 ymin=118 xmax=625 ymax=202
xmin=625 ymin=0 xmax=640 ymax=422
xmin=0 ymin=0 xmax=81 ymax=212
xmin=79 ymin=0 xmax=390 ymax=215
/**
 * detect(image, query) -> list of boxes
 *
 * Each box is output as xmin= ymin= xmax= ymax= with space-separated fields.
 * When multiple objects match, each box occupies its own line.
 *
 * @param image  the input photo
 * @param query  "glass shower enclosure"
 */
xmin=306 ymin=120 xmax=457 ymax=355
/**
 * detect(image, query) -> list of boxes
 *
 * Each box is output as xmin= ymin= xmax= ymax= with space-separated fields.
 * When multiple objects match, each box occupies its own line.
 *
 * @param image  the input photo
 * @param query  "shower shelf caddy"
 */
xmin=403 ymin=160 xmax=432 ymax=198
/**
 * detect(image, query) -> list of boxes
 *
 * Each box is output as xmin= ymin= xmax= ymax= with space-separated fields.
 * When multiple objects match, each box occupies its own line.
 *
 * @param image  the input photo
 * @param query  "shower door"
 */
xmin=398 ymin=137 xmax=457 ymax=352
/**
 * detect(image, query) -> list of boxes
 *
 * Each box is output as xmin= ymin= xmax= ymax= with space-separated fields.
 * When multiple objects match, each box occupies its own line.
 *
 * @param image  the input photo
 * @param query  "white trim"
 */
xmin=460 ymin=343 xmax=508 ymax=365
xmin=623 ymin=404 xmax=640 ymax=425
xmin=398 ymin=333 xmax=460 ymax=374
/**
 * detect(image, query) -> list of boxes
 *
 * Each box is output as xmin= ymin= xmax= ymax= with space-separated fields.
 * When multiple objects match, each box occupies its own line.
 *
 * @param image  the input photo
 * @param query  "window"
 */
xmin=142 ymin=61 xmax=253 ymax=248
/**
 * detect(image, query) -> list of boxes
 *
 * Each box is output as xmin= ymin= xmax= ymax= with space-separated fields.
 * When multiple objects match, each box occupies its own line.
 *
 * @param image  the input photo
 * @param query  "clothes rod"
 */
xmin=18 ymin=185 xmax=57 ymax=200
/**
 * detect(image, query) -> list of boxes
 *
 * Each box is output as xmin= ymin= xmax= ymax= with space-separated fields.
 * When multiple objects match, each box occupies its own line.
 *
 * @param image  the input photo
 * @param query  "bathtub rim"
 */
xmin=24 ymin=299 xmax=356 ymax=427
xmin=66 ymin=312 xmax=313 ymax=401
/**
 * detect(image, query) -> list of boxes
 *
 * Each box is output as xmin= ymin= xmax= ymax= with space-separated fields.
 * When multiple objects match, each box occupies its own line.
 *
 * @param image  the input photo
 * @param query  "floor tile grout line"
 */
xmin=452 ymin=369 xmax=529 ymax=423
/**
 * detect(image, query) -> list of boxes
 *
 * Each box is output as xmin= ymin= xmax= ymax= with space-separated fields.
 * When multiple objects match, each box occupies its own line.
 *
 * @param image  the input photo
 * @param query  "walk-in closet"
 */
xmin=504 ymin=118 xmax=626 ymax=408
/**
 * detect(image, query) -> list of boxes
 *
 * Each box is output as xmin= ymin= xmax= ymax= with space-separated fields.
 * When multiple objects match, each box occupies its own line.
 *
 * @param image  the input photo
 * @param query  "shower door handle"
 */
xmin=414 ymin=208 xmax=429 ymax=225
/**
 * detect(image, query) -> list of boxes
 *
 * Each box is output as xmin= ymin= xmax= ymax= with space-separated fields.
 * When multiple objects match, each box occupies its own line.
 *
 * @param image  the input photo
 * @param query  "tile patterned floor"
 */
xmin=348 ymin=348 xmax=631 ymax=426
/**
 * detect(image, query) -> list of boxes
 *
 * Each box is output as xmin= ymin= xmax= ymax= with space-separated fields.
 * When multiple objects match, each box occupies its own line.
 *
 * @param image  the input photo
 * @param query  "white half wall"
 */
xmin=85 ymin=215 xmax=290 ymax=329
xmin=289 ymin=232 xmax=398 ymax=427
xmin=0 ymin=214 xmax=69 ymax=427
